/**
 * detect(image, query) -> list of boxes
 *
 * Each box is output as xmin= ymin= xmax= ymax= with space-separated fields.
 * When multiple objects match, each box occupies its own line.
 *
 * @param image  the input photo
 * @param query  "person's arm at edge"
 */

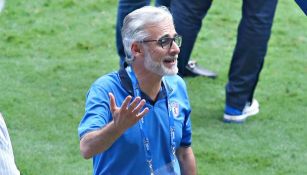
xmin=176 ymin=146 xmax=197 ymax=175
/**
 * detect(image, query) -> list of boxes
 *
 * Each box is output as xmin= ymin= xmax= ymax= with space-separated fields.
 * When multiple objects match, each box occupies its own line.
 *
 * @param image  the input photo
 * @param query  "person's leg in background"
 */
xmin=170 ymin=0 xmax=216 ymax=77
xmin=116 ymin=0 xmax=150 ymax=68
xmin=224 ymin=0 xmax=278 ymax=122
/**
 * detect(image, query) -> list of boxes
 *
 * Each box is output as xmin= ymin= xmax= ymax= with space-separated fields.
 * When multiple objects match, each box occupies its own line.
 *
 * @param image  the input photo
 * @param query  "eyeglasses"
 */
xmin=140 ymin=35 xmax=182 ymax=49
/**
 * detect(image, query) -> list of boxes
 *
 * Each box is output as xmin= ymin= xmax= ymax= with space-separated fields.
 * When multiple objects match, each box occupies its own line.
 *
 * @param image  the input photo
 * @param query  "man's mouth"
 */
xmin=163 ymin=57 xmax=177 ymax=64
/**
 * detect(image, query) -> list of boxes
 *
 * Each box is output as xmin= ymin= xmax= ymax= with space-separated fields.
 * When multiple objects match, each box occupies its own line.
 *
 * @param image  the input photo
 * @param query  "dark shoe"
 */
xmin=184 ymin=60 xmax=217 ymax=78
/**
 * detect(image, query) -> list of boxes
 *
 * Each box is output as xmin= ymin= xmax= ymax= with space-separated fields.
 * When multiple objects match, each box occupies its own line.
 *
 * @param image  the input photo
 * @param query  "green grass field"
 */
xmin=0 ymin=0 xmax=306 ymax=174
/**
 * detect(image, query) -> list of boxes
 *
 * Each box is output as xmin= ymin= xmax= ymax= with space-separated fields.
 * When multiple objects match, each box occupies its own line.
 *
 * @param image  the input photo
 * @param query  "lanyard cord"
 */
xmin=125 ymin=67 xmax=176 ymax=174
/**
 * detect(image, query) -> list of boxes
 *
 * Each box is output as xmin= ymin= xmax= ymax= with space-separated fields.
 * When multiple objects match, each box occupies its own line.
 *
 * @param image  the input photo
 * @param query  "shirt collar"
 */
xmin=118 ymin=68 xmax=167 ymax=105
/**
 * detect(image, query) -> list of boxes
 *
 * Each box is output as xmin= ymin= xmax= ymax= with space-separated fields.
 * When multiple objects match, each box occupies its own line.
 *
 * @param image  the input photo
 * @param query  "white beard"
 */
xmin=144 ymin=50 xmax=178 ymax=76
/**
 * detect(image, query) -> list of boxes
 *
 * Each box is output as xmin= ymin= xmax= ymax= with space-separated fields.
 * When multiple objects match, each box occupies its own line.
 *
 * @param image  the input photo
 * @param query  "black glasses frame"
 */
xmin=140 ymin=35 xmax=182 ymax=49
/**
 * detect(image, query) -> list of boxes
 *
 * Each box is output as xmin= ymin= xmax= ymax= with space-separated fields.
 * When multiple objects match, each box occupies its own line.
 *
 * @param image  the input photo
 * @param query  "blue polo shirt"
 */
xmin=78 ymin=68 xmax=192 ymax=175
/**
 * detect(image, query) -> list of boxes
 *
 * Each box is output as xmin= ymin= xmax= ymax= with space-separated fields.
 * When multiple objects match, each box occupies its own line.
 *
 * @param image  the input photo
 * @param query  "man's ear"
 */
xmin=131 ymin=42 xmax=142 ymax=56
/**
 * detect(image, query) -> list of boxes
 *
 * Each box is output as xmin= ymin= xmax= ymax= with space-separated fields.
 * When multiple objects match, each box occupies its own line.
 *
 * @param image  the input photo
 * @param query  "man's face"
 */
xmin=142 ymin=19 xmax=180 ymax=76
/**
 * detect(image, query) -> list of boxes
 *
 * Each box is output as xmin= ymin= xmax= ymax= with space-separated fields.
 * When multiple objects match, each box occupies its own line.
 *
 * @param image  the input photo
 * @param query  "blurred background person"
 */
xmin=0 ymin=113 xmax=20 ymax=175
xmin=0 ymin=2 xmax=20 ymax=174
xmin=170 ymin=0 xmax=278 ymax=122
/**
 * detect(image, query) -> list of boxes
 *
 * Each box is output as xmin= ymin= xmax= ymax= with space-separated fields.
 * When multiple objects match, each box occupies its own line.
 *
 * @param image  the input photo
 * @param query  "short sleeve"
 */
xmin=179 ymin=77 xmax=192 ymax=147
xmin=78 ymin=84 xmax=111 ymax=139
xmin=180 ymin=115 xmax=192 ymax=147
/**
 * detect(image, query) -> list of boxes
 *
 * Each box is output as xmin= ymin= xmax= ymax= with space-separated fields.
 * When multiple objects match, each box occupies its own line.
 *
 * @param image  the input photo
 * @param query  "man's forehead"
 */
xmin=146 ymin=20 xmax=176 ymax=37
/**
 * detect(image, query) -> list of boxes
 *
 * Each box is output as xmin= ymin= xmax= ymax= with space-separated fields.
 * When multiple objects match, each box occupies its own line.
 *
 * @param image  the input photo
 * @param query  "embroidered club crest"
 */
xmin=170 ymin=102 xmax=179 ymax=118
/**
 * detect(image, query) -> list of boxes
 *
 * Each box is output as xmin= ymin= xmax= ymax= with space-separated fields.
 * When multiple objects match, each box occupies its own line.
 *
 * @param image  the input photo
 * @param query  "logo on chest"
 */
xmin=170 ymin=101 xmax=180 ymax=118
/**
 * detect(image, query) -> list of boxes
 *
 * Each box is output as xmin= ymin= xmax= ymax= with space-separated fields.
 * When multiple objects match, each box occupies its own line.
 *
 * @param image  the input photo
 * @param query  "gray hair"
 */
xmin=121 ymin=6 xmax=173 ymax=64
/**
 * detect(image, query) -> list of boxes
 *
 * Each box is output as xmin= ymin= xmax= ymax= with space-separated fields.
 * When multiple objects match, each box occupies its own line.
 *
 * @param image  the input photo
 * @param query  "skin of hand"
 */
xmin=109 ymin=92 xmax=149 ymax=133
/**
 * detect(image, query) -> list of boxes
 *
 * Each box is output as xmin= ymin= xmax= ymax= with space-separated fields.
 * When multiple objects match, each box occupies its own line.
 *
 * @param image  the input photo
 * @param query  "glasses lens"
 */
xmin=157 ymin=35 xmax=182 ymax=48
xmin=159 ymin=37 xmax=172 ymax=48
xmin=174 ymin=36 xmax=182 ymax=47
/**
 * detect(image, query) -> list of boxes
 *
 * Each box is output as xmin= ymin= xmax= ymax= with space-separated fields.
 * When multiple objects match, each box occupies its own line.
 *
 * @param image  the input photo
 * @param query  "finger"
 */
xmin=132 ymin=99 xmax=146 ymax=114
xmin=109 ymin=93 xmax=117 ymax=112
xmin=128 ymin=96 xmax=141 ymax=112
xmin=136 ymin=107 xmax=149 ymax=119
xmin=121 ymin=95 xmax=132 ymax=110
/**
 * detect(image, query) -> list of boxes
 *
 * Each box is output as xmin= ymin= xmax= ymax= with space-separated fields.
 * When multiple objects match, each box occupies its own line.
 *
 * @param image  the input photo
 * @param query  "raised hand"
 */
xmin=109 ymin=92 xmax=149 ymax=133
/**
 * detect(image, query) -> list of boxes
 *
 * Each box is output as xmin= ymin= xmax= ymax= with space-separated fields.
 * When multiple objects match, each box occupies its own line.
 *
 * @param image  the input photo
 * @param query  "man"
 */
xmin=0 ymin=113 xmax=20 ymax=175
xmin=170 ymin=0 xmax=278 ymax=122
xmin=78 ymin=6 xmax=196 ymax=175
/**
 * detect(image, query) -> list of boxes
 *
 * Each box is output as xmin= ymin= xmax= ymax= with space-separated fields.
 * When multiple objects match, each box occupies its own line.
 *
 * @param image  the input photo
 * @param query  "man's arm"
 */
xmin=80 ymin=93 xmax=149 ymax=159
xmin=80 ymin=120 xmax=124 ymax=159
xmin=176 ymin=146 xmax=197 ymax=175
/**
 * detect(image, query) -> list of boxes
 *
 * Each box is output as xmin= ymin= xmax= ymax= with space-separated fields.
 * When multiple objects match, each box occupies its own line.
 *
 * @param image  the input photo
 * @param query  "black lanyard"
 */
xmin=126 ymin=66 xmax=176 ymax=175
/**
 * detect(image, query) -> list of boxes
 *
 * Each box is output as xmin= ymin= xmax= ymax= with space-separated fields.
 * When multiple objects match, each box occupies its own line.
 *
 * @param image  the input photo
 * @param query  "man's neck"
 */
xmin=132 ymin=66 xmax=162 ymax=102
